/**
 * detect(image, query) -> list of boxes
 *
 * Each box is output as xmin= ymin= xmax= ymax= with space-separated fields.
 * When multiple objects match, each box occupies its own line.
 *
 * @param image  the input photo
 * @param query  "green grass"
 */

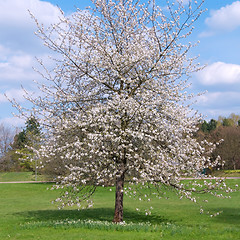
xmin=0 ymin=180 xmax=239 ymax=239
xmin=213 ymin=170 xmax=240 ymax=177
xmin=0 ymin=172 xmax=49 ymax=182
xmin=0 ymin=170 xmax=239 ymax=182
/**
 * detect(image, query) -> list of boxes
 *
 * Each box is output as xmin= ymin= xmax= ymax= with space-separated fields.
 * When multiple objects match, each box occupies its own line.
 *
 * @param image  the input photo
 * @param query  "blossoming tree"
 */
xmin=14 ymin=0 xmax=234 ymax=222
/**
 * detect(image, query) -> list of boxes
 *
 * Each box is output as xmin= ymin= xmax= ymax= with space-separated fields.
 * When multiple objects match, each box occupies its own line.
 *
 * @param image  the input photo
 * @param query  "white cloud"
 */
xmin=196 ymin=62 xmax=240 ymax=85
xmin=182 ymin=0 xmax=190 ymax=5
xmin=197 ymin=92 xmax=222 ymax=104
xmin=0 ymin=0 xmax=62 ymax=53
xmin=0 ymin=53 xmax=38 ymax=83
xmin=0 ymin=0 xmax=60 ymax=24
xmin=0 ymin=117 xmax=25 ymax=128
xmin=197 ymin=91 xmax=240 ymax=106
xmin=0 ymin=0 xmax=67 ymax=123
xmin=0 ymin=0 xmax=61 ymax=28
xmin=0 ymin=45 xmax=11 ymax=61
xmin=10 ymin=55 xmax=33 ymax=68
xmin=197 ymin=91 xmax=240 ymax=108
xmin=0 ymin=88 xmax=29 ymax=103
xmin=0 ymin=0 xmax=63 ymax=84
xmin=196 ymin=91 xmax=240 ymax=119
xmin=201 ymin=1 xmax=240 ymax=36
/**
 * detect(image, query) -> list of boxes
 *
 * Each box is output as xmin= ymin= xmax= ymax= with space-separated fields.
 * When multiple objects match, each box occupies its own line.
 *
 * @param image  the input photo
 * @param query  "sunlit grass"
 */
xmin=213 ymin=170 xmax=240 ymax=177
xmin=0 ymin=171 xmax=48 ymax=182
xmin=0 ymin=180 xmax=239 ymax=239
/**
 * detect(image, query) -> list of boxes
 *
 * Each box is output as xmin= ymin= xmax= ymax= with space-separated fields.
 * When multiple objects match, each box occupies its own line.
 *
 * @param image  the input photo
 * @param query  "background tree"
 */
xmin=200 ymin=119 xmax=218 ymax=133
xmin=200 ymin=120 xmax=209 ymax=133
xmin=16 ymin=117 xmax=41 ymax=173
xmin=229 ymin=113 xmax=240 ymax=126
xmin=206 ymin=126 xmax=240 ymax=170
xmin=0 ymin=117 xmax=41 ymax=172
xmin=0 ymin=124 xmax=14 ymax=158
xmin=218 ymin=113 xmax=240 ymax=127
xmin=12 ymin=0 xmax=233 ymax=222
xmin=0 ymin=124 xmax=16 ymax=171
xmin=222 ymin=118 xmax=234 ymax=127
xmin=197 ymin=114 xmax=240 ymax=170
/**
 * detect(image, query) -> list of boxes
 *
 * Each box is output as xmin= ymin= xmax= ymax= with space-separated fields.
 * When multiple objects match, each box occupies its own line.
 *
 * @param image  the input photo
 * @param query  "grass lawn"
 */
xmin=0 ymin=180 xmax=239 ymax=239
xmin=213 ymin=170 xmax=240 ymax=178
xmin=0 ymin=172 xmax=48 ymax=182
xmin=0 ymin=171 xmax=239 ymax=182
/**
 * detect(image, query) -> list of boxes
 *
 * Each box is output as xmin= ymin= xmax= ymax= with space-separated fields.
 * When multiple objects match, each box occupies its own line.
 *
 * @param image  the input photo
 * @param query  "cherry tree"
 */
xmin=13 ymin=0 xmax=234 ymax=222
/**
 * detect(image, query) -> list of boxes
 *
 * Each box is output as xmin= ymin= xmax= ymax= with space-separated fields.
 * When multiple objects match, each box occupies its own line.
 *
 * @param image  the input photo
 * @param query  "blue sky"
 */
xmin=0 ymin=0 xmax=240 ymax=127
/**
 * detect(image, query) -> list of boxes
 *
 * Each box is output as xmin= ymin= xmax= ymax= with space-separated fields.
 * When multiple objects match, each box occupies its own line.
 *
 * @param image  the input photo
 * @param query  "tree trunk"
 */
xmin=113 ymin=173 xmax=125 ymax=223
xmin=233 ymin=159 xmax=236 ymax=170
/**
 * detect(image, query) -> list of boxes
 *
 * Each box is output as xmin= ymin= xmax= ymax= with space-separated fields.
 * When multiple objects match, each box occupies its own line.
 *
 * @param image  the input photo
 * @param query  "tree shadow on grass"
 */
xmin=16 ymin=207 xmax=172 ymax=225
xmin=208 ymin=207 xmax=240 ymax=226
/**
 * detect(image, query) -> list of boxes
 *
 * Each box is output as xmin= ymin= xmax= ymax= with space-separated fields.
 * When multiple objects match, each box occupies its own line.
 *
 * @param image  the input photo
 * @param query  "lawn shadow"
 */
xmin=208 ymin=207 xmax=240 ymax=226
xmin=16 ymin=207 xmax=171 ymax=225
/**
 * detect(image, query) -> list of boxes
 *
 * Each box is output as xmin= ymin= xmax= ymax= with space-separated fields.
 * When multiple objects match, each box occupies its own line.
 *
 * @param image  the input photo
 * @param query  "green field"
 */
xmin=1 ymin=171 xmax=239 ymax=182
xmin=213 ymin=170 xmax=240 ymax=177
xmin=0 ymin=172 xmax=49 ymax=182
xmin=0 ymin=178 xmax=239 ymax=240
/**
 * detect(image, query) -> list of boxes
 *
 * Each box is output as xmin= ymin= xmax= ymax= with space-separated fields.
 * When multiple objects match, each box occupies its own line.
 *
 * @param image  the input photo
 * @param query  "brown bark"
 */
xmin=113 ymin=173 xmax=125 ymax=223
xmin=232 ymin=158 xmax=236 ymax=170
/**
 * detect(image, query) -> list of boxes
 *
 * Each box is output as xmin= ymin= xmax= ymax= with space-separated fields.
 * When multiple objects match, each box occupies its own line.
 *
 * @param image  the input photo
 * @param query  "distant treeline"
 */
xmin=197 ymin=113 xmax=240 ymax=170
xmin=0 ymin=114 xmax=240 ymax=174
xmin=200 ymin=113 xmax=240 ymax=133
